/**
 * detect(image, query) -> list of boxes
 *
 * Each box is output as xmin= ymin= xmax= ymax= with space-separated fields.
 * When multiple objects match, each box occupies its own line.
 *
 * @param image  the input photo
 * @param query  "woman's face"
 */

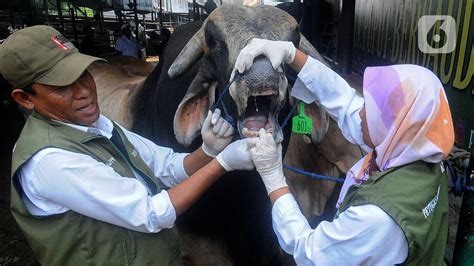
xmin=359 ymin=106 xmax=375 ymax=148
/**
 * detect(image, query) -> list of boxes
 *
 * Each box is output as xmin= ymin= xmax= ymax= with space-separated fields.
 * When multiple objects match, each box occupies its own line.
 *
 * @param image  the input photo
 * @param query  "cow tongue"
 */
xmin=244 ymin=115 xmax=268 ymax=131
xmin=246 ymin=120 xmax=266 ymax=131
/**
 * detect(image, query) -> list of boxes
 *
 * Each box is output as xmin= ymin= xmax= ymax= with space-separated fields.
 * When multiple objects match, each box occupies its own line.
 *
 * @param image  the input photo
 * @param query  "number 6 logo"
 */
xmin=417 ymin=15 xmax=456 ymax=54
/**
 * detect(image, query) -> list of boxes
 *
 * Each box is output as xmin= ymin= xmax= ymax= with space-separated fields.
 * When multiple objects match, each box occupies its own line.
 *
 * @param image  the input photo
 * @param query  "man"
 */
xmin=0 ymin=25 xmax=253 ymax=265
xmin=115 ymin=24 xmax=139 ymax=58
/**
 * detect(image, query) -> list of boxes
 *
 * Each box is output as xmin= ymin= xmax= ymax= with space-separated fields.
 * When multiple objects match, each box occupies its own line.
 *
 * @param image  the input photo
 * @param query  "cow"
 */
xmin=93 ymin=4 xmax=363 ymax=265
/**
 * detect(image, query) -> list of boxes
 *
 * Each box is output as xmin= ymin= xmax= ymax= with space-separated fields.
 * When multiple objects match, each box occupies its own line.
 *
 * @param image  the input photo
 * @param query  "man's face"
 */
xmin=29 ymin=71 xmax=100 ymax=126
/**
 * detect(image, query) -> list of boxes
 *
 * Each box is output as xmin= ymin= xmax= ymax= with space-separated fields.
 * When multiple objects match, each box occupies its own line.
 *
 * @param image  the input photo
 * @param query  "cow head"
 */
xmin=168 ymin=5 xmax=328 ymax=146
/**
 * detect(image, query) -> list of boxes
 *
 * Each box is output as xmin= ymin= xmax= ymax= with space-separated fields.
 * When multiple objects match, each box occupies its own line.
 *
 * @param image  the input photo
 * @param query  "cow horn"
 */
xmin=168 ymin=27 xmax=205 ymax=79
xmin=299 ymin=34 xmax=329 ymax=67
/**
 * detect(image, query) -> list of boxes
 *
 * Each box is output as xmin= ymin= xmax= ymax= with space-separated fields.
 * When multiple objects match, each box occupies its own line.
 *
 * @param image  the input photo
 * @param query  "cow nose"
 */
xmin=241 ymin=56 xmax=280 ymax=85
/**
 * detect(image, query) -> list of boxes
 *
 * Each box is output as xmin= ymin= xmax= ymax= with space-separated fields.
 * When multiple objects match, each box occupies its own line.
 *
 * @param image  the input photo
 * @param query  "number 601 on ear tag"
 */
xmin=291 ymin=102 xmax=313 ymax=134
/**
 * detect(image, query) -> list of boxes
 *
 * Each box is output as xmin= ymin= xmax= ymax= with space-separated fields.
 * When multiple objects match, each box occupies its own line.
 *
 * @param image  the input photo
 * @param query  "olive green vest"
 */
xmin=339 ymin=161 xmax=448 ymax=265
xmin=11 ymin=112 xmax=182 ymax=266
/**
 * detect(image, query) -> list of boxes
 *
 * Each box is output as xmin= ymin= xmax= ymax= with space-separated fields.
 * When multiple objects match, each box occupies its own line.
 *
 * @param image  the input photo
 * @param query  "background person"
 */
xmin=115 ymin=24 xmax=138 ymax=58
xmin=236 ymin=38 xmax=454 ymax=265
xmin=0 ymin=25 xmax=254 ymax=265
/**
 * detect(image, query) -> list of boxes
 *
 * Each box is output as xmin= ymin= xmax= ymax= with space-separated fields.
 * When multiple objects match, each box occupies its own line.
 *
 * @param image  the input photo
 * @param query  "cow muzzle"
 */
xmin=229 ymin=56 xmax=287 ymax=142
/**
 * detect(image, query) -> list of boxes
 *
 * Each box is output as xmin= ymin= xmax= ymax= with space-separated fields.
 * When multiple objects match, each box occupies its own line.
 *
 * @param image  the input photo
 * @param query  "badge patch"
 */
xmin=51 ymin=35 xmax=75 ymax=51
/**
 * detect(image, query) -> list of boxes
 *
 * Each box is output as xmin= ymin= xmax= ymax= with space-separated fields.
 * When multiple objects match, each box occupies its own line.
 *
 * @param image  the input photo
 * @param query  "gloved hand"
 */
xmin=201 ymin=108 xmax=234 ymax=157
xmin=230 ymin=38 xmax=296 ymax=82
xmin=216 ymin=139 xmax=255 ymax=171
xmin=248 ymin=129 xmax=288 ymax=194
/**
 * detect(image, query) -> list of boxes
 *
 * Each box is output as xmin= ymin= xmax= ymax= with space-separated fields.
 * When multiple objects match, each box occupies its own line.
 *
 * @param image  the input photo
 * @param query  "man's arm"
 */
xmin=182 ymin=147 xmax=213 ymax=176
xmin=167 ymin=158 xmax=224 ymax=215
xmin=122 ymin=109 xmax=233 ymax=186
xmin=20 ymin=138 xmax=252 ymax=233
xmin=19 ymin=148 xmax=180 ymax=233
xmin=170 ymin=138 xmax=254 ymax=215
xmin=122 ymin=129 xmax=218 ymax=187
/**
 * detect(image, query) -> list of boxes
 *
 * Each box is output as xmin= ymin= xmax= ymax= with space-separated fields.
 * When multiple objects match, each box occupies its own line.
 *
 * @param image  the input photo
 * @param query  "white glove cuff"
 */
xmin=216 ymin=154 xmax=232 ymax=171
xmin=201 ymin=143 xmax=218 ymax=158
xmin=262 ymin=172 xmax=288 ymax=194
xmin=286 ymin=43 xmax=297 ymax=64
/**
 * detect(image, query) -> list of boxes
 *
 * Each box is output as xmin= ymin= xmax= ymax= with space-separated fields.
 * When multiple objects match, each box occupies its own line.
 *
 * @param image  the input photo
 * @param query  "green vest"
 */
xmin=339 ymin=161 xmax=448 ymax=265
xmin=11 ymin=112 xmax=182 ymax=266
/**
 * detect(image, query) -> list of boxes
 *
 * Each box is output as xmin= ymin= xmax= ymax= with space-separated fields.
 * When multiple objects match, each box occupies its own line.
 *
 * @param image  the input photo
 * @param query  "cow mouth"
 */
xmin=238 ymin=90 xmax=282 ymax=140
xmin=229 ymin=58 xmax=288 ymax=143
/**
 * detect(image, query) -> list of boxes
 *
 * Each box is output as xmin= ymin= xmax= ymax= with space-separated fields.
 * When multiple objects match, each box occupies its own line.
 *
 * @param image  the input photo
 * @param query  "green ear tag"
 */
xmin=292 ymin=102 xmax=313 ymax=134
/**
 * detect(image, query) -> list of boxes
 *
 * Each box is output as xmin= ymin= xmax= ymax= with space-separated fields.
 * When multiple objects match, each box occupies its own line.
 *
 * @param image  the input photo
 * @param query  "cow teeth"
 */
xmin=251 ymin=91 xmax=278 ymax=96
xmin=242 ymin=127 xmax=274 ymax=138
xmin=242 ymin=127 xmax=260 ymax=138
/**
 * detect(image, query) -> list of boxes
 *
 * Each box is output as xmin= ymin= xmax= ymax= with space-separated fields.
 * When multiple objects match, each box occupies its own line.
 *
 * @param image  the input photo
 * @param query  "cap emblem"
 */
xmin=51 ymin=35 xmax=75 ymax=51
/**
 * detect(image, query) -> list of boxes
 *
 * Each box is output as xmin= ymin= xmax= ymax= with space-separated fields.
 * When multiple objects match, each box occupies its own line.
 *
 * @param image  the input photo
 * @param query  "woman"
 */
xmin=237 ymin=38 xmax=454 ymax=265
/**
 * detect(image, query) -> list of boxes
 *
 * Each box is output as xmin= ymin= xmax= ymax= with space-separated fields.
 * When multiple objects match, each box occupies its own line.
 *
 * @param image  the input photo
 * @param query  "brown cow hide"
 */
xmin=89 ymin=56 xmax=155 ymax=129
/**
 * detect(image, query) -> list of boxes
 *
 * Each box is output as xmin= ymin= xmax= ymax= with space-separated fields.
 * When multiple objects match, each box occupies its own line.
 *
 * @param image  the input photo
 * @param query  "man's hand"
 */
xmin=248 ymin=129 xmax=288 ymax=194
xmin=230 ymin=38 xmax=296 ymax=82
xmin=201 ymin=109 xmax=234 ymax=157
xmin=216 ymin=139 xmax=255 ymax=171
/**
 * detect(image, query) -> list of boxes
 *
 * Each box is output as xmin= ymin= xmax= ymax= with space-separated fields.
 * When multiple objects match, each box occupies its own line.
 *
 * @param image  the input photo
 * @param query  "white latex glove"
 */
xmin=216 ymin=139 xmax=255 ymax=171
xmin=230 ymin=38 xmax=296 ymax=82
xmin=247 ymin=129 xmax=287 ymax=194
xmin=201 ymin=108 xmax=234 ymax=157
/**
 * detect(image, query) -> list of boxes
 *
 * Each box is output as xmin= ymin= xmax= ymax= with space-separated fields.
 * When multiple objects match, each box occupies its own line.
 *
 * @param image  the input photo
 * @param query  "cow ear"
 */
xmin=173 ymin=80 xmax=217 ymax=147
xmin=302 ymin=102 xmax=330 ymax=144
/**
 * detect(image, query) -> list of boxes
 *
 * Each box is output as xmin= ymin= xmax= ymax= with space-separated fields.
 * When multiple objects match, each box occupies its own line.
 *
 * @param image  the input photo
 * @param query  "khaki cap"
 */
xmin=0 ymin=25 xmax=104 ymax=88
